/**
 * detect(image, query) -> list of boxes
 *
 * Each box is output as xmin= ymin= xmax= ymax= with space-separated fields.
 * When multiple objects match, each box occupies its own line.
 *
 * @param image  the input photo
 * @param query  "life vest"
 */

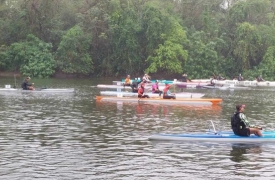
xmin=163 ymin=86 xmax=169 ymax=96
xmin=138 ymin=87 xmax=144 ymax=96
xmin=152 ymin=83 xmax=158 ymax=92
xmin=231 ymin=112 xmax=246 ymax=130
xmin=125 ymin=78 xmax=131 ymax=84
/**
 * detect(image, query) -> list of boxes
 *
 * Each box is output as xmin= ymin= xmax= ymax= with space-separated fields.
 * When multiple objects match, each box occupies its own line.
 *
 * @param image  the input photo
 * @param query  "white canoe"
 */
xmin=202 ymin=85 xmax=229 ymax=90
xmin=189 ymin=79 xmax=210 ymax=83
xmin=0 ymin=88 xmax=75 ymax=93
xmin=100 ymin=91 xmax=205 ymax=98
xmin=97 ymin=84 xmax=168 ymax=91
xmin=214 ymin=80 xmax=275 ymax=87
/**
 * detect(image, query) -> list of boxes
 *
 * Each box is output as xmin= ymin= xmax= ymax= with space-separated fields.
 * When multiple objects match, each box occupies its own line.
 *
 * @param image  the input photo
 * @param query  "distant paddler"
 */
xmin=21 ymin=76 xmax=35 ymax=90
xmin=163 ymin=83 xmax=175 ymax=99
xmin=152 ymin=80 xmax=163 ymax=97
xmin=182 ymin=73 xmax=188 ymax=82
xmin=138 ymin=83 xmax=149 ymax=98
xmin=131 ymin=78 xmax=142 ymax=93
xmin=256 ymin=75 xmax=265 ymax=82
xmin=123 ymin=75 xmax=131 ymax=87
xmin=142 ymin=73 xmax=151 ymax=83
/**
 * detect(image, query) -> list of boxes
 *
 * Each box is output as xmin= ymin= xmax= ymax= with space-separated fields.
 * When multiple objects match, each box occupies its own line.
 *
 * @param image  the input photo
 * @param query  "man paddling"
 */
xmin=21 ymin=77 xmax=35 ymax=90
xmin=231 ymin=104 xmax=262 ymax=137
xmin=131 ymin=78 xmax=141 ymax=92
xmin=152 ymin=80 xmax=162 ymax=97
xmin=123 ymin=75 xmax=131 ymax=86
xmin=163 ymin=83 xmax=176 ymax=99
xmin=138 ymin=83 xmax=149 ymax=98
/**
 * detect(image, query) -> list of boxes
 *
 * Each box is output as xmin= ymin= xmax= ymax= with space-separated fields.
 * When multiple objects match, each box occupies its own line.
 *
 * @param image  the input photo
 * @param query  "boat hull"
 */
xmin=149 ymin=131 xmax=275 ymax=142
xmin=96 ymin=96 xmax=222 ymax=105
xmin=202 ymin=85 xmax=229 ymax=89
xmin=99 ymin=91 xmax=205 ymax=98
xmin=214 ymin=80 xmax=275 ymax=87
xmin=0 ymin=88 xmax=75 ymax=93
xmin=175 ymin=82 xmax=209 ymax=89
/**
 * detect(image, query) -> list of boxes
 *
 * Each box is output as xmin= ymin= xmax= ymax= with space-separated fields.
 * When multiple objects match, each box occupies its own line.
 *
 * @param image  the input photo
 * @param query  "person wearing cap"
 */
xmin=142 ymin=74 xmax=151 ymax=83
xmin=138 ymin=83 xmax=149 ymax=98
xmin=231 ymin=104 xmax=262 ymax=137
xmin=152 ymin=80 xmax=162 ymax=97
xmin=21 ymin=77 xmax=35 ymax=90
xmin=182 ymin=73 xmax=188 ymax=82
xmin=163 ymin=83 xmax=176 ymax=99
xmin=123 ymin=75 xmax=131 ymax=86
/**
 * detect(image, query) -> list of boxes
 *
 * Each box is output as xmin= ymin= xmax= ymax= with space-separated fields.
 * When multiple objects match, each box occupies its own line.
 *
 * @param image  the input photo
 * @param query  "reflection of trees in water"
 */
xmin=95 ymin=101 xmax=223 ymax=132
xmin=230 ymin=143 xmax=262 ymax=163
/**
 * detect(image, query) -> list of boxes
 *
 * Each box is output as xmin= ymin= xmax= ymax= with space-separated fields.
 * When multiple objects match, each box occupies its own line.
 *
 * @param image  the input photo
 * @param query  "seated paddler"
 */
xmin=123 ymin=75 xmax=131 ymax=86
xmin=138 ymin=83 xmax=149 ymax=98
xmin=21 ymin=76 xmax=35 ymax=90
xmin=231 ymin=104 xmax=262 ymax=137
xmin=131 ymin=78 xmax=141 ymax=93
xmin=163 ymin=83 xmax=176 ymax=99
xmin=152 ymin=80 xmax=163 ymax=97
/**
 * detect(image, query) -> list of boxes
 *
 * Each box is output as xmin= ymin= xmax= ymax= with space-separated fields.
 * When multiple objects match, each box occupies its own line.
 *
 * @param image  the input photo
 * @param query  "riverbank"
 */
xmin=0 ymin=71 xmax=90 ymax=78
xmin=0 ymin=71 xmax=182 ymax=80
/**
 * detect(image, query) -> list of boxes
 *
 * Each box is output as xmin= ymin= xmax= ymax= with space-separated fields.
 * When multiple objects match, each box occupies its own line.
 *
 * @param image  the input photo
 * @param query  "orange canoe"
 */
xmin=96 ymin=96 xmax=222 ymax=105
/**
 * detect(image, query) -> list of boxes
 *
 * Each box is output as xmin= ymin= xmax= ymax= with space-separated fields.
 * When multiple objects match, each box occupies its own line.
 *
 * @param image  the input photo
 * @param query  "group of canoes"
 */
xmin=122 ymin=74 xmax=176 ymax=99
xmin=97 ymin=74 xmax=270 ymax=141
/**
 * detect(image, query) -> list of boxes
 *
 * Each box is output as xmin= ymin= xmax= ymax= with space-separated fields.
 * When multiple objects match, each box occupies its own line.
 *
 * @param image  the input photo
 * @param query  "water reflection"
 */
xmin=95 ymin=101 xmax=222 ymax=118
xmin=230 ymin=143 xmax=262 ymax=162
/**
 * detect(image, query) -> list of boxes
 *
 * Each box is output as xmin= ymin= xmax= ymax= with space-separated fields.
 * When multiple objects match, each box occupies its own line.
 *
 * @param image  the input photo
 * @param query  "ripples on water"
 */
xmin=0 ymin=78 xmax=275 ymax=179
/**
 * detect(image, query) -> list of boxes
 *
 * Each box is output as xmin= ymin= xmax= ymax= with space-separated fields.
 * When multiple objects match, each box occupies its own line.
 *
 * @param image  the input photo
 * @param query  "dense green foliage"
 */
xmin=1 ymin=34 xmax=55 ymax=77
xmin=0 ymin=0 xmax=275 ymax=79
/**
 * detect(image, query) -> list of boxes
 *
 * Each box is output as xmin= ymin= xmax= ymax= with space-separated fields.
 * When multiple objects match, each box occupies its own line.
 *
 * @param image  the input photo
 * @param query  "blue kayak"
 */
xmin=148 ymin=131 xmax=275 ymax=142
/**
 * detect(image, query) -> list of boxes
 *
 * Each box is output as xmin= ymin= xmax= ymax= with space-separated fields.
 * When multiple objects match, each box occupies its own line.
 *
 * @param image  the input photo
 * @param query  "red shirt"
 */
xmin=138 ymin=87 xmax=144 ymax=96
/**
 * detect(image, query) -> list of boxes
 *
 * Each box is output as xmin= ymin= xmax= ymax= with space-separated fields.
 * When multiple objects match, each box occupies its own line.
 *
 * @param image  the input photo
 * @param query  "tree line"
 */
xmin=0 ymin=0 xmax=275 ymax=80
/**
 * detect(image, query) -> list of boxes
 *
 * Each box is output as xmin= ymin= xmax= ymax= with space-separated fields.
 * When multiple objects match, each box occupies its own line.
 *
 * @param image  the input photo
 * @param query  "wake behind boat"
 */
xmin=96 ymin=96 xmax=222 ymax=105
xmin=100 ymin=91 xmax=205 ymax=98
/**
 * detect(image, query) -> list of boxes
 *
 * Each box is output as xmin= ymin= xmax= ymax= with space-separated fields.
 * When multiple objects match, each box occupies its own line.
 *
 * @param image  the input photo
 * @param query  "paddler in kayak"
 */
xmin=163 ymin=83 xmax=176 ymax=99
xmin=21 ymin=76 xmax=35 ymax=90
xmin=152 ymin=80 xmax=163 ymax=97
xmin=131 ymin=78 xmax=141 ymax=93
xmin=138 ymin=83 xmax=149 ymax=98
xmin=142 ymin=73 xmax=151 ymax=83
xmin=231 ymin=104 xmax=262 ymax=137
xmin=123 ymin=75 xmax=131 ymax=86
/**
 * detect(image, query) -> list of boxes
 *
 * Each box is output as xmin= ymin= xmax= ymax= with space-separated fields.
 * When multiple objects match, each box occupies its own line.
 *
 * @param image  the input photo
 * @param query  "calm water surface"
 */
xmin=0 ymin=77 xmax=275 ymax=180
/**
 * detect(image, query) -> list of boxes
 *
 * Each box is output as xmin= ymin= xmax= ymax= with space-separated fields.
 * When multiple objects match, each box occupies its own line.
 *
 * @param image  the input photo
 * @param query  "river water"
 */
xmin=0 ymin=77 xmax=275 ymax=180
